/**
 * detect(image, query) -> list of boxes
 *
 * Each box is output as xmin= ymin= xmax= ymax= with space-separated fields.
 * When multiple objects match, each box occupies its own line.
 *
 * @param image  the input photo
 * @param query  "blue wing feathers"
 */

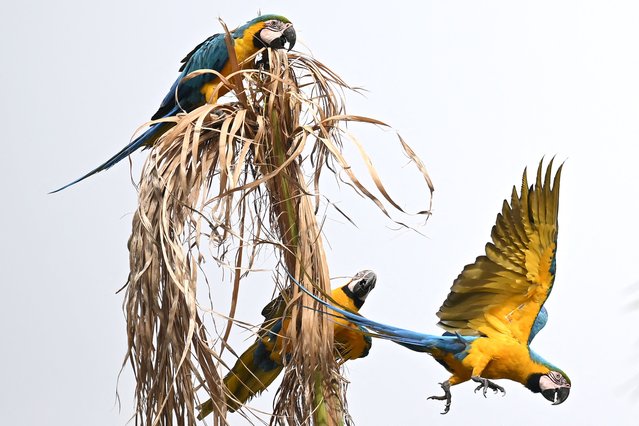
xmin=152 ymin=34 xmax=229 ymax=120
xmin=528 ymin=306 xmax=548 ymax=344
xmin=53 ymin=30 xmax=233 ymax=193
xmin=253 ymin=339 xmax=279 ymax=372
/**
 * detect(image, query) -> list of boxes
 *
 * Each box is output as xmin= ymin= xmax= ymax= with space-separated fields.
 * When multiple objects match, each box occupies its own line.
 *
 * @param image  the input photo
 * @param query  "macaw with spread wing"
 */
xmin=197 ymin=270 xmax=377 ymax=419
xmin=296 ymin=160 xmax=571 ymax=414
xmin=52 ymin=14 xmax=295 ymax=193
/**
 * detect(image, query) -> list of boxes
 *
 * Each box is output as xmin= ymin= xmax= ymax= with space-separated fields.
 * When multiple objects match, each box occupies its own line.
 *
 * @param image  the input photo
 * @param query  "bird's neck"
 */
xmin=331 ymin=287 xmax=359 ymax=311
xmin=327 ymin=287 xmax=361 ymax=328
xmin=525 ymin=373 xmax=543 ymax=393
xmin=233 ymin=24 xmax=265 ymax=63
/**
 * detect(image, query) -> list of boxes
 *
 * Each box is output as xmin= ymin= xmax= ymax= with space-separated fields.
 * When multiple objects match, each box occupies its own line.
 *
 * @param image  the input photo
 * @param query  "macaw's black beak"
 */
xmin=283 ymin=26 xmax=297 ymax=51
xmin=277 ymin=26 xmax=296 ymax=51
xmin=352 ymin=270 xmax=377 ymax=299
xmin=542 ymin=387 xmax=570 ymax=405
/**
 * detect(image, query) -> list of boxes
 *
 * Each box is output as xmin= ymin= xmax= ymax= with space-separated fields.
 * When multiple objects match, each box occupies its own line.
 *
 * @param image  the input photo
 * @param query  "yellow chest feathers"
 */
xmin=464 ymin=336 xmax=549 ymax=383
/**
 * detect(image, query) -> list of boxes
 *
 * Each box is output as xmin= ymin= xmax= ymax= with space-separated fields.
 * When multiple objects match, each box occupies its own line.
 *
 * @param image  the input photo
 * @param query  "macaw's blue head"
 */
xmin=236 ymin=14 xmax=296 ymax=51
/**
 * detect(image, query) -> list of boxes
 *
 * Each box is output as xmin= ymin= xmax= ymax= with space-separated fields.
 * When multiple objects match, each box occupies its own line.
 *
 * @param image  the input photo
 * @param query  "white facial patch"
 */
xmin=540 ymin=372 xmax=570 ymax=391
xmin=258 ymin=21 xmax=293 ymax=47
xmin=539 ymin=375 xmax=559 ymax=391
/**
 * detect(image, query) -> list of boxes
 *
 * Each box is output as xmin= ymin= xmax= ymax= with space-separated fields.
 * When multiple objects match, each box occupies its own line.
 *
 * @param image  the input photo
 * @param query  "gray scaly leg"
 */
xmin=427 ymin=380 xmax=452 ymax=414
xmin=471 ymin=376 xmax=506 ymax=398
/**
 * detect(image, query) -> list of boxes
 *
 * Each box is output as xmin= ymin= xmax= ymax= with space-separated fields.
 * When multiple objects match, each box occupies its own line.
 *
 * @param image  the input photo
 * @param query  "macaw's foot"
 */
xmin=471 ymin=376 xmax=506 ymax=398
xmin=255 ymin=52 xmax=270 ymax=72
xmin=427 ymin=380 xmax=452 ymax=415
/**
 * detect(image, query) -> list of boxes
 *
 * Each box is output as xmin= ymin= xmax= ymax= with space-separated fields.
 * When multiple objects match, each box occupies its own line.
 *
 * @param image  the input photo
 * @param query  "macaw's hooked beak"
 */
xmin=274 ymin=25 xmax=296 ymax=51
xmin=542 ymin=387 xmax=570 ymax=405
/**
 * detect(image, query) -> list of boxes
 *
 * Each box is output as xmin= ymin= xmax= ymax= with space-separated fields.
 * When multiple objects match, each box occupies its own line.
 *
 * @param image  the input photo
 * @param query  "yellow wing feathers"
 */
xmin=437 ymin=160 xmax=562 ymax=343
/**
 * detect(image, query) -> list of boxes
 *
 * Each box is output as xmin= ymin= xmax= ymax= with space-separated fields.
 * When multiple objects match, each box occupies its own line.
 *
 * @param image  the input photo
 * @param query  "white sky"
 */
xmin=3 ymin=1 xmax=639 ymax=425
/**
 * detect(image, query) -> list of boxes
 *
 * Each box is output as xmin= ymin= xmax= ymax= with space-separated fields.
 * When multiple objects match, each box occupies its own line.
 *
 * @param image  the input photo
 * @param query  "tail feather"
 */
xmin=50 ymin=121 xmax=173 ymax=193
xmin=290 ymin=273 xmax=468 ymax=354
xmin=197 ymin=339 xmax=282 ymax=419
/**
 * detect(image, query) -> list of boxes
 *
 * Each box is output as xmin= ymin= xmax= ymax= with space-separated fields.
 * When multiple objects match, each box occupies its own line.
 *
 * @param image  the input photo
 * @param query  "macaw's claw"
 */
xmin=427 ymin=380 xmax=452 ymax=415
xmin=471 ymin=376 xmax=506 ymax=398
xmin=255 ymin=53 xmax=270 ymax=72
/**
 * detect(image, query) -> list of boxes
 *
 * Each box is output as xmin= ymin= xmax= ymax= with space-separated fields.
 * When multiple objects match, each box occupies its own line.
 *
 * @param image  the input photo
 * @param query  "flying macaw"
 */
xmin=197 ymin=270 xmax=377 ymax=419
xmin=296 ymin=160 xmax=571 ymax=414
xmin=52 ymin=14 xmax=296 ymax=193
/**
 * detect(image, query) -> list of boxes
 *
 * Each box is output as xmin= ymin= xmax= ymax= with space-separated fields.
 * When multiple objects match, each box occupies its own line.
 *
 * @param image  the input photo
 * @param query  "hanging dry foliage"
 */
xmin=122 ymin=30 xmax=433 ymax=426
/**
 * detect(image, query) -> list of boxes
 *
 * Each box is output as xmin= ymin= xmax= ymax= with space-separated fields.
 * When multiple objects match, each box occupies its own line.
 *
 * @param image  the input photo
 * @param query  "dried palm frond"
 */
xmin=123 ymin=37 xmax=433 ymax=426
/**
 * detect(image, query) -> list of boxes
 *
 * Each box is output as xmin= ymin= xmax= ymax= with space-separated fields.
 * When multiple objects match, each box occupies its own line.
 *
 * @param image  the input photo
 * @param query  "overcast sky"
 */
xmin=3 ymin=1 xmax=639 ymax=425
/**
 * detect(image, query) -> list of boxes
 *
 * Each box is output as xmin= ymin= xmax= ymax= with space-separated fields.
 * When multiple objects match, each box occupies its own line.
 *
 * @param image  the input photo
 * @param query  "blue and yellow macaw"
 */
xmin=296 ymin=160 xmax=571 ymax=414
xmin=52 ymin=14 xmax=296 ymax=193
xmin=197 ymin=270 xmax=377 ymax=419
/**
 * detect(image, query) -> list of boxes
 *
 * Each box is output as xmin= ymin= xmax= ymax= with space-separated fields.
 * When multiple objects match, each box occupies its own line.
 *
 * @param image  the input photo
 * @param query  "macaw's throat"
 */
xmin=342 ymin=271 xmax=376 ymax=309
xmin=343 ymin=283 xmax=374 ymax=309
xmin=341 ymin=286 xmax=362 ymax=309
xmin=526 ymin=373 xmax=543 ymax=393
xmin=253 ymin=33 xmax=268 ymax=49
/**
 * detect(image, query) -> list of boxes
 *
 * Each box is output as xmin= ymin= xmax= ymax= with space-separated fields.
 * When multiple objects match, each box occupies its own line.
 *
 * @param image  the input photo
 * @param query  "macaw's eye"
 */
xmin=548 ymin=371 xmax=570 ymax=387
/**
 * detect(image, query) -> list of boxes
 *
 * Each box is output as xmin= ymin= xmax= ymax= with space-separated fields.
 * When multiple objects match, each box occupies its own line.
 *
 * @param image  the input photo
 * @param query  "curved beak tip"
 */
xmin=283 ymin=26 xmax=296 ymax=51
xmin=554 ymin=388 xmax=570 ymax=405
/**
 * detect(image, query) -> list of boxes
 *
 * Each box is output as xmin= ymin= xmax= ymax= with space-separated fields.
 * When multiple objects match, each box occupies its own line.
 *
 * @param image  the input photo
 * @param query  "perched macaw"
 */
xmin=296 ymin=160 xmax=571 ymax=414
xmin=197 ymin=270 xmax=377 ymax=419
xmin=52 ymin=14 xmax=296 ymax=193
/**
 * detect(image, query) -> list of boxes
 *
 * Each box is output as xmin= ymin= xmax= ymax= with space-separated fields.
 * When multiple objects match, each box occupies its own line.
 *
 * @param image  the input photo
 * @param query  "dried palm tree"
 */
xmin=122 ymin=24 xmax=433 ymax=426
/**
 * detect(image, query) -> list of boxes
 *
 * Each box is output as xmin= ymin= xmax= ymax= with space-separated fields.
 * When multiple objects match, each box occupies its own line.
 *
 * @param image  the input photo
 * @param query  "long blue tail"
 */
xmin=50 ymin=121 xmax=173 ymax=193
xmin=289 ymin=272 xmax=469 ymax=355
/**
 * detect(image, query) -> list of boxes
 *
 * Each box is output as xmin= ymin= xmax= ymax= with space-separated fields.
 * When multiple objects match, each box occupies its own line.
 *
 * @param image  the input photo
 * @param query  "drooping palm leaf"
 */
xmin=123 ymin=30 xmax=433 ymax=425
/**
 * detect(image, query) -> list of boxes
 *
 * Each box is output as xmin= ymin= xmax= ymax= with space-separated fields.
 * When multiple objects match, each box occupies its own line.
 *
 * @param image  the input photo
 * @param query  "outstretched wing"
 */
xmin=437 ymin=160 xmax=562 ymax=344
